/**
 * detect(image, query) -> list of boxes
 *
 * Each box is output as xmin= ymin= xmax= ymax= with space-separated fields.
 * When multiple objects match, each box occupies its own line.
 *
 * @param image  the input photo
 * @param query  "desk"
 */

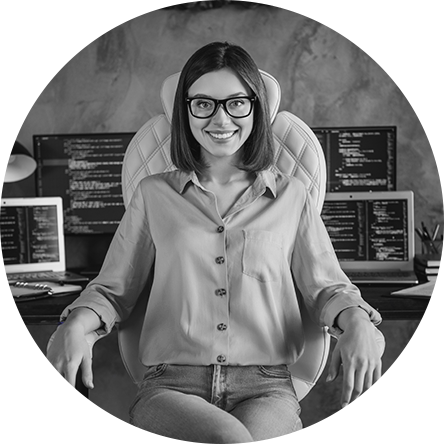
xmin=17 ymin=283 xmax=429 ymax=389
xmin=17 ymin=284 xmax=430 ymax=324
xmin=16 ymin=293 xmax=80 ymax=325
xmin=17 ymin=292 xmax=89 ymax=396
xmin=357 ymin=284 xmax=430 ymax=320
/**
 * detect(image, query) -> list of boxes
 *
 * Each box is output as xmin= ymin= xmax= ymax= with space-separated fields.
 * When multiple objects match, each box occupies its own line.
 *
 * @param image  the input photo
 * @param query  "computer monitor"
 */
xmin=321 ymin=191 xmax=413 ymax=265
xmin=0 ymin=197 xmax=65 ymax=272
xmin=312 ymin=126 xmax=396 ymax=192
xmin=34 ymin=133 xmax=135 ymax=235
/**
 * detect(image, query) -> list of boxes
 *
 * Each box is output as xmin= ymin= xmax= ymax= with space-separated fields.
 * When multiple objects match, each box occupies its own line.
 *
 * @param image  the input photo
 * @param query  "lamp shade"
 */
xmin=4 ymin=141 xmax=37 ymax=183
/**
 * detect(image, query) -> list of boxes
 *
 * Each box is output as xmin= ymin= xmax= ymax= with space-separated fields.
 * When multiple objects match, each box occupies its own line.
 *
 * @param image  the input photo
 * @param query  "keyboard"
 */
xmin=7 ymin=270 xmax=89 ymax=284
xmin=346 ymin=270 xmax=418 ymax=284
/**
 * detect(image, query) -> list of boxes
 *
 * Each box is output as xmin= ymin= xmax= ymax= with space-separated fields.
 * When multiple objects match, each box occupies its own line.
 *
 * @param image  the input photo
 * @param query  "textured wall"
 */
xmin=13 ymin=2 xmax=443 ymax=238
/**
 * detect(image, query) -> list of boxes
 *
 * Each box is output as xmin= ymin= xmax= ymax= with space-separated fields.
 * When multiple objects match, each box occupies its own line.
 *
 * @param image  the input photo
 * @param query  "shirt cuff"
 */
xmin=60 ymin=299 xmax=118 ymax=335
xmin=321 ymin=291 xmax=382 ymax=338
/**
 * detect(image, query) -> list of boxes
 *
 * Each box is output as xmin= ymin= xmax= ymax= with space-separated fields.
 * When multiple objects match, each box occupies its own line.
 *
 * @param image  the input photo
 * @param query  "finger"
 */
xmin=374 ymin=360 xmax=382 ymax=382
xmin=341 ymin=366 xmax=355 ymax=408
xmin=80 ymin=354 xmax=94 ymax=389
xmin=363 ymin=359 xmax=382 ymax=392
xmin=351 ymin=367 xmax=366 ymax=402
xmin=64 ymin=362 xmax=80 ymax=387
xmin=363 ymin=367 xmax=373 ymax=393
xmin=326 ymin=347 xmax=341 ymax=382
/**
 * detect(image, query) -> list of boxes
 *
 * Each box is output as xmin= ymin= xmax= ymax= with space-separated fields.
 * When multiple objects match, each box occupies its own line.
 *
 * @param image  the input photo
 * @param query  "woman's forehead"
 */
xmin=188 ymin=68 xmax=252 ymax=98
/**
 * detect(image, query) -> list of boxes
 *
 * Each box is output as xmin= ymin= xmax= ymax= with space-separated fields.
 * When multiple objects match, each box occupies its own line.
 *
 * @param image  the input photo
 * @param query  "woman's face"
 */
xmin=187 ymin=68 xmax=254 ymax=163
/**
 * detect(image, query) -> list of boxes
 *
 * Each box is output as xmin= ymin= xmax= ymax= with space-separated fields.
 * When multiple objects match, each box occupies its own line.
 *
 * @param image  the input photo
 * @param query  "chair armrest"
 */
xmin=374 ymin=326 xmax=386 ymax=357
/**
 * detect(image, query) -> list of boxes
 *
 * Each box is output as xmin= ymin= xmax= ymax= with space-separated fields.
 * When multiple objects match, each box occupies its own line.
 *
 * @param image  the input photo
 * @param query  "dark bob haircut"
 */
xmin=170 ymin=41 xmax=275 ymax=173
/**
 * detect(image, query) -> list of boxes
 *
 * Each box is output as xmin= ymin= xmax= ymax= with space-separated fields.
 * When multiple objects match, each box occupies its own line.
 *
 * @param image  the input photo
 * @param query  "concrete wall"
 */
xmin=7 ymin=2 xmax=443 ymax=234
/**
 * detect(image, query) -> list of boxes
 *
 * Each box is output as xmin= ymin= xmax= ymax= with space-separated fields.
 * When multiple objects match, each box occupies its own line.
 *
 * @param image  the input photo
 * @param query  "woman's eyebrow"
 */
xmin=188 ymin=92 xmax=248 ymax=99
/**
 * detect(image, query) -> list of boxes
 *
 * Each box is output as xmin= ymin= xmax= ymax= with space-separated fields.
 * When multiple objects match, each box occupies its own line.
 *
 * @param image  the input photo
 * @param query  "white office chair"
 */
xmin=117 ymin=70 xmax=330 ymax=401
xmin=49 ymin=70 xmax=384 ymax=401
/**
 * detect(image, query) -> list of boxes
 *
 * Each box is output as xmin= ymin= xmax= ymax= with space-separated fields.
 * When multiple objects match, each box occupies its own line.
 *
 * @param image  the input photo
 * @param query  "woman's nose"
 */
xmin=211 ymin=104 xmax=231 ymax=125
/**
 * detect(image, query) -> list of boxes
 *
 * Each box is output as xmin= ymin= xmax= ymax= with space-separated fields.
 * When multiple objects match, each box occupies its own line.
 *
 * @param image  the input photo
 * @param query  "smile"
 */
xmin=207 ymin=131 xmax=236 ymax=140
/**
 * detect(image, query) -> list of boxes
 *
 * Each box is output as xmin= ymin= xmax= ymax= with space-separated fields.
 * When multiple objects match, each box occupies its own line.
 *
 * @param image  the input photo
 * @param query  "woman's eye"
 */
xmin=229 ymin=99 xmax=246 ymax=108
xmin=196 ymin=100 xmax=213 ymax=109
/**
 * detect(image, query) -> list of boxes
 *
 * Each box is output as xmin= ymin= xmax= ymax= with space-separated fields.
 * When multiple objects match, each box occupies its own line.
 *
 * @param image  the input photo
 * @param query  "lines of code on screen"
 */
xmin=313 ymin=127 xmax=396 ymax=192
xmin=321 ymin=199 xmax=408 ymax=261
xmin=0 ymin=205 xmax=60 ymax=265
xmin=35 ymin=133 xmax=135 ymax=234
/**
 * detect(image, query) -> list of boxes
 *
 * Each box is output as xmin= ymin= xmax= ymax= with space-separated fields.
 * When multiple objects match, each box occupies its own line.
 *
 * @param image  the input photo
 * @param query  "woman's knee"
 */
xmin=206 ymin=421 xmax=253 ymax=443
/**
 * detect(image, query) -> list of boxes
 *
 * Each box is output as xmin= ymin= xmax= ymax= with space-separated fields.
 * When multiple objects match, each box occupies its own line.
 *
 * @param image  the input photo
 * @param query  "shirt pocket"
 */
xmin=242 ymin=230 xmax=283 ymax=282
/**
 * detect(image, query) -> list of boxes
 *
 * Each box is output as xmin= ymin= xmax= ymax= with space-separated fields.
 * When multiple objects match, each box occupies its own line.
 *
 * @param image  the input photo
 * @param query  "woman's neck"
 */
xmin=198 ymin=150 xmax=250 ymax=186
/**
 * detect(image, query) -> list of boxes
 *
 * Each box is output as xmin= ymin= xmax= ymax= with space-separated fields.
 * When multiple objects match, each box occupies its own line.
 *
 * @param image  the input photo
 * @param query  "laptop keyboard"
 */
xmin=346 ymin=270 xmax=417 ymax=282
xmin=7 ymin=270 xmax=86 ymax=284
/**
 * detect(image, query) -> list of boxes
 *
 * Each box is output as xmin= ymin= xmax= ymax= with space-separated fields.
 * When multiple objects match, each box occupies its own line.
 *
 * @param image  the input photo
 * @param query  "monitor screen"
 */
xmin=312 ymin=126 xmax=396 ymax=192
xmin=0 ymin=203 xmax=60 ymax=266
xmin=34 ymin=133 xmax=135 ymax=234
xmin=321 ymin=195 xmax=410 ymax=262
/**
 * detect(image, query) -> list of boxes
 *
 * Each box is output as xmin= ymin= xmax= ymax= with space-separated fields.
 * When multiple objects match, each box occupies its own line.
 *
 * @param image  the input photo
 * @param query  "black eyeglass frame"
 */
xmin=186 ymin=96 xmax=256 ymax=119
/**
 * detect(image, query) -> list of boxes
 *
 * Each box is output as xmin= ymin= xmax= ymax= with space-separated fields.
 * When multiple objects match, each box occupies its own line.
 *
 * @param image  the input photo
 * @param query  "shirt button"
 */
xmin=215 ymin=256 xmax=225 ymax=265
xmin=217 ymin=323 xmax=227 ymax=331
xmin=215 ymin=288 xmax=226 ymax=296
xmin=217 ymin=354 xmax=226 ymax=363
xmin=217 ymin=226 xmax=225 ymax=233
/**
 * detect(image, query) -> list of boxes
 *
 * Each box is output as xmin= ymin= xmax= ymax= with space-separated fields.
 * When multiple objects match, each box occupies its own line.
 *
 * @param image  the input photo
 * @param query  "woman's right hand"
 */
xmin=47 ymin=310 xmax=98 ymax=389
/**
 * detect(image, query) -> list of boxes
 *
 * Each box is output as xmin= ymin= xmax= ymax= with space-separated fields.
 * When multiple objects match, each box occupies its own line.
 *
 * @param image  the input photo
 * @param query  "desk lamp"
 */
xmin=4 ymin=141 xmax=37 ymax=182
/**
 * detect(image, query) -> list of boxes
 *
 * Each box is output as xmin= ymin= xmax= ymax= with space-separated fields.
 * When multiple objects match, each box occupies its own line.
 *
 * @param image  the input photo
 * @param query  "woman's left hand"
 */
xmin=326 ymin=307 xmax=382 ymax=408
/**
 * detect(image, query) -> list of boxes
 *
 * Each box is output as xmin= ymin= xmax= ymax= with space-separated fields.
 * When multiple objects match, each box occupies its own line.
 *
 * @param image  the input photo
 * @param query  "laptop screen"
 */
xmin=321 ymin=191 xmax=415 ymax=270
xmin=0 ymin=197 xmax=66 ymax=273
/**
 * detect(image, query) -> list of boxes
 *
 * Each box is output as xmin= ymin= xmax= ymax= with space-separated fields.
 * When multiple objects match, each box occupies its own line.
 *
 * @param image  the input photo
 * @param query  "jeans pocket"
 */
xmin=242 ymin=230 xmax=283 ymax=282
xmin=258 ymin=364 xmax=290 ymax=379
xmin=258 ymin=365 xmax=301 ymax=404
xmin=142 ymin=363 xmax=168 ymax=381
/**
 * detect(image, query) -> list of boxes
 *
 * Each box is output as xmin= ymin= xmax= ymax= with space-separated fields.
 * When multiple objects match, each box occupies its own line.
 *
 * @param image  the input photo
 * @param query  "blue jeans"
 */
xmin=129 ymin=364 xmax=302 ymax=443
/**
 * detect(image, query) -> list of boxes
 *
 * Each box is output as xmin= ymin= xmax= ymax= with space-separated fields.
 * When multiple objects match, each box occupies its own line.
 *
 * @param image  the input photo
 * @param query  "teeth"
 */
xmin=209 ymin=132 xmax=235 ymax=140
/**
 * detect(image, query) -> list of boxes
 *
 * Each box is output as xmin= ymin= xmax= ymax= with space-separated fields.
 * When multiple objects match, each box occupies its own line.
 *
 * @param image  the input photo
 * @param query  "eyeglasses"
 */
xmin=186 ymin=96 xmax=256 ymax=119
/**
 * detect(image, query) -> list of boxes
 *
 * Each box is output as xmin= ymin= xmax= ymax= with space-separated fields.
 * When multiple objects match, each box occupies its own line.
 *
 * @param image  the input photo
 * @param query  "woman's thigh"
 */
xmin=230 ymin=393 xmax=302 ymax=441
xmin=130 ymin=388 xmax=253 ymax=443
xmin=224 ymin=364 xmax=302 ymax=441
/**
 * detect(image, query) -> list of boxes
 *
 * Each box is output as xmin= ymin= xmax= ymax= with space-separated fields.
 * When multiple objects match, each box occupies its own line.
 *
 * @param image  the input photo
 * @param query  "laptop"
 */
xmin=0 ymin=197 xmax=89 ymax=284
xmin=321 ymin=191 xmax=418 ymax=284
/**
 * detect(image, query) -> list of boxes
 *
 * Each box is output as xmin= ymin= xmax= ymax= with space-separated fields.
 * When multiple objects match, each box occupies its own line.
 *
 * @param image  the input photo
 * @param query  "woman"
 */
xmin=48 ymin=41 xmax=382 ymax=442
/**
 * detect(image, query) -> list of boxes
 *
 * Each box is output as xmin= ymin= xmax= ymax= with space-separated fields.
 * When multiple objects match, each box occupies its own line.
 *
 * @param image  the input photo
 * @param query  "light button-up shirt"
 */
xmin=62 ymin=169 xmax=381 ymax=366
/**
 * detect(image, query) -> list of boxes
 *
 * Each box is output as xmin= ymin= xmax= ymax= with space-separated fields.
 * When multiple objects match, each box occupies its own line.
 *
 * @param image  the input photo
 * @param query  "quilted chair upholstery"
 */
xmin=118 ymin=70 xmax=330 ymax=401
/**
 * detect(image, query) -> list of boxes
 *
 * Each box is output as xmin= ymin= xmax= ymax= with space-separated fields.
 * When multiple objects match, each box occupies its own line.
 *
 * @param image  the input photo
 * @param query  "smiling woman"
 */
xmin=47 ymin=41 xmax=384 ymax=443
xmin=170 ymin=42 xmax=275 ymax=174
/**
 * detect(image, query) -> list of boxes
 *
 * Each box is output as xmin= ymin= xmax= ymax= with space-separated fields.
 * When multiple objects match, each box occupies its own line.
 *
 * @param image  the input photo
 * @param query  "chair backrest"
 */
xmin=118 ymin=70 xmax=329 ymax=400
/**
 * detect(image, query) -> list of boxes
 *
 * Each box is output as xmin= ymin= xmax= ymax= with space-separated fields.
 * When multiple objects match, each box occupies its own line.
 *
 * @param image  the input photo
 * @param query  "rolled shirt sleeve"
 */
xmin=291 ymin=190 xmax=382 ymax=335
xmin=60 ymin=182 xmax=156 ymax=334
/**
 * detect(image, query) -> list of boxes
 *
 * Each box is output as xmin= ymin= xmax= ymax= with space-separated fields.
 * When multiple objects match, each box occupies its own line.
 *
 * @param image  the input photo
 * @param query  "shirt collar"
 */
xmin=177 ymin=169 xmax=277 ymax=199
xmin=178 ymin=170 xmax=200 ymax=194
xmin=256 ymin=169 xmax=277 ymax=198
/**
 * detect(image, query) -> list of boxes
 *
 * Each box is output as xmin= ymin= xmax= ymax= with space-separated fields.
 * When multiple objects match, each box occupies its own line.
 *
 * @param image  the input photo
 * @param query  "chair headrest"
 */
xmin=160 ymin=69 xmax=281 ymax=124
